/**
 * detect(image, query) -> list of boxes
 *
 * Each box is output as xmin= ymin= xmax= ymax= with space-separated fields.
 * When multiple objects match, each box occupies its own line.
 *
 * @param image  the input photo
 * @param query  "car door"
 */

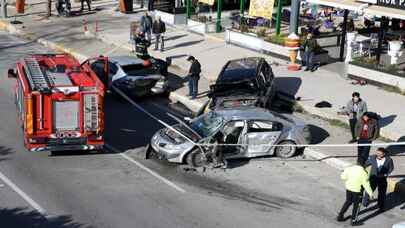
xmin=221 ymin=120 xmax=246 ymax=157
xmin=242 ymin=120 xmax=283 ymax=156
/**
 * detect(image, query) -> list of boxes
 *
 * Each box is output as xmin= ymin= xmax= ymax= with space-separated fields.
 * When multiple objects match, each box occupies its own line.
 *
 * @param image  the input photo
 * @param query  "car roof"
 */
xmin=217 ymin=57 xmax=264 ymax=83
xmin=215 ymin=107 xmax=278 ymax=121
xmin=109 ymin=56 xmax=145 ymax=66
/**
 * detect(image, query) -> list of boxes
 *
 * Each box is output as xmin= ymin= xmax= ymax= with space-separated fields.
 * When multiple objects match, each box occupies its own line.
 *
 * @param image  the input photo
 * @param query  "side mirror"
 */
xmin=8 ymin=69 xmax=16 ymax=78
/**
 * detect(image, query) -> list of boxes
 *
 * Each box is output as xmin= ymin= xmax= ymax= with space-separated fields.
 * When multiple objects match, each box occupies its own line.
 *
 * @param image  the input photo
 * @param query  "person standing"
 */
xmin=186 ymin=56 xmax=201 ymax=100
xmin=365 ymin=148 xmax=394 ymax=212
xmin=302 ymin=33 xmax=318 ymax=72
xmin=80 ymin=0 xmax=91 ymax=11
xmin=337 ymin=162 xmax=374 ymax=226
xmin=345 ymin=92 xmax=368 ymax=143
xmin=356 ymin=112 xmax=380 ymax=165
xmin=152 ymin=16 xmax=166 ymax=52
xmin=140 ymin=12 xmax=153 ymax=43
xmin=148 ymin=0 xmax=155 ymax=11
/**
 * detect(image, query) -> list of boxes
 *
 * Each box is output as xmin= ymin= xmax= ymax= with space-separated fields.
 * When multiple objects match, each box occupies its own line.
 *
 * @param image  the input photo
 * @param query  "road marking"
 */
xmin=0 ymin=170 xmax=47 ymax=215
xmin=105 ymin=144 xmax=186 ymax=194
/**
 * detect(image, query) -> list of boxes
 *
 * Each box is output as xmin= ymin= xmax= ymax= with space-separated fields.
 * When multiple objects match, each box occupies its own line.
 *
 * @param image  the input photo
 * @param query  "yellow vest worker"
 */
xmin=337 ymin=164 xmax=373 ymax=226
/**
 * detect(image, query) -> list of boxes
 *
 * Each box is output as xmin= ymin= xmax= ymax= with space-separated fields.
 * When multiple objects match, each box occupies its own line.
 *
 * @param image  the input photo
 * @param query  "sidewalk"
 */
xmin=0 ymin=2 xmax=404 ymax=195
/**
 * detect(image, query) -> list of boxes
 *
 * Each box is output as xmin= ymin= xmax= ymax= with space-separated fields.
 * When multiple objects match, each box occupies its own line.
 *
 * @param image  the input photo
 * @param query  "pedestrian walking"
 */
xmin=356 ymin=112 xmax=380 ymax=165
xmin=140 ymin=12 xmax=153 ymax=43
xmin=186 ymin=56 xmax=201 ymax=100
xmin=364 ymin=148 xmax=394 ymax=212
xmin=302 ymin=33 xmax=319 ymax=72
xmin=152 ymin=16 xmax=166 ymax=52
xmin=345 ymin=92 xmax=368 ymax=143
xmin=337 ymin=162 xmax=374 ymax=226
xmin=148 ymin=0 xmax=155 ymax=11
xmin=80 ymin=0 xmax=91 ymax=11
xmin=135 ymin=31 xmax=151 ymax=60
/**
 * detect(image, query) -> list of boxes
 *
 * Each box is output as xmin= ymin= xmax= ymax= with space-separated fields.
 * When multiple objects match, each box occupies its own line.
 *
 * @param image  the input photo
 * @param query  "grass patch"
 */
xmin=380 ymin=85 xmax=405 ymax=96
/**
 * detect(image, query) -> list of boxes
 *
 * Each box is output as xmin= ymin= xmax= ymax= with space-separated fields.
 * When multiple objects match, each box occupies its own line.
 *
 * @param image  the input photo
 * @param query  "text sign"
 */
xmin=377 ymin=0 xmax=405 ymax=9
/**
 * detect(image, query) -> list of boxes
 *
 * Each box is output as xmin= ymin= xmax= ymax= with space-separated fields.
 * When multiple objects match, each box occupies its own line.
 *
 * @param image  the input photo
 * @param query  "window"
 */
xmin=121 ymin=64 xmax=157 ymax=76
xmin=247 ymin=121 xmax=282 ymax=133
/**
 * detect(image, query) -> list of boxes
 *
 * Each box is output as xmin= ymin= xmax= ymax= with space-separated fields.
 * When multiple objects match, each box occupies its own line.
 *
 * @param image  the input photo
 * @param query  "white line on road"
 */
xmin=0 ymin=170 xmax=47 ymax=215
xmin=105 ymin=144 xmax=186 ymax=193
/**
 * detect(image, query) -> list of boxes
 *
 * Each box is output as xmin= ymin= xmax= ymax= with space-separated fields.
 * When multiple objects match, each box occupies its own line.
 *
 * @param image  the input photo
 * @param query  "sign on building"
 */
xmin=199 ymin=0 xmax=215 ymax=5
xmin=249 ymin=0 xmax=275 ymax=19
xmin=377 ymin=0 xmax=405 ymax=9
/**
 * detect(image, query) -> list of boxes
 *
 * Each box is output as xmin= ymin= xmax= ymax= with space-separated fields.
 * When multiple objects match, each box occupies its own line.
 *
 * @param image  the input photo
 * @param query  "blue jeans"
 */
xmin=188 ymin=76 xmax=199 ymax=99
xmin=304 ymin=51 xmax=315 ymax=69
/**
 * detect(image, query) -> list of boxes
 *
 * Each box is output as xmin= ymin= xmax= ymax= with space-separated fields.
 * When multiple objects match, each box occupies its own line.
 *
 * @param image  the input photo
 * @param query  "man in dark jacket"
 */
xmin=140 ymin=12 xmax=153 ymax=42
xmin=152 ymin=16 xmax=166 ymax=52
xmin=365 ymin=148 xmax=394 ymax=212
xmin=187 ymin=56 xmax=201 ymax=100
xmin=355 ymin=112 xmax=380 ymax=165
xmin=345 ymin=92 xmax=368 ymax=143
xmin=302 ymin=33 xmax=319 ymax=72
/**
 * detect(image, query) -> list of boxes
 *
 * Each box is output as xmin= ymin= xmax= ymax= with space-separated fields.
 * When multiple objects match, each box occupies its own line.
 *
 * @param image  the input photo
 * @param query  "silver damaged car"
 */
xmin=147 ymin=107 xmax=311 ymax=166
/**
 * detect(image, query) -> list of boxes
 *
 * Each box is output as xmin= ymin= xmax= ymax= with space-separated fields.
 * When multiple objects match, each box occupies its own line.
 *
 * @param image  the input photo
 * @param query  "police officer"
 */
xmin=135 ymin=31 xmax=151 ymax=60
xmin=337 ymin=161 xmax=374 ymax=226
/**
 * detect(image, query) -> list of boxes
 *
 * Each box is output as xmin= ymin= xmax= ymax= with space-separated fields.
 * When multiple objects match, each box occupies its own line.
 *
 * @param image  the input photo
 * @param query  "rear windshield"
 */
xmin=121 ymin=64 xmax=157 ymax=76
xmin=217 ymin=59 xmax=260 ymax=83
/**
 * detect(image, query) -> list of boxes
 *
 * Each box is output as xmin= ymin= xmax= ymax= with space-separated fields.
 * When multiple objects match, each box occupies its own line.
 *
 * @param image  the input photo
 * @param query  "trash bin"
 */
xmin=16 ymin=0 xmax=25 ymax=13
xmin=119 ymin=0 xmax=133 ymax=13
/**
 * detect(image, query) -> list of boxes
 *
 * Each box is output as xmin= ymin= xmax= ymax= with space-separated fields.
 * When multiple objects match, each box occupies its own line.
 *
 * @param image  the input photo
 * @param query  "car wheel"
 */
xmin=275 ymin=141 xmax=297 ymax=158
xmin=185 ymin=149 xmax=206 ymax=167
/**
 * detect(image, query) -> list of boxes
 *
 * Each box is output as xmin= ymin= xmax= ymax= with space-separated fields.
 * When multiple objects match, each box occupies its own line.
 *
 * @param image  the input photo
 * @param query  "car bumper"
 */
xmin=29 ymin=144 xmax=103 ymax=152
xmin=150 ymin=141 xmax=183 ymax=163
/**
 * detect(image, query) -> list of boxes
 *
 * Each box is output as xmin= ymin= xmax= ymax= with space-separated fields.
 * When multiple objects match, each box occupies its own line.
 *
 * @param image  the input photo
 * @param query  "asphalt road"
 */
xmin=0 ymin=32 xmax=403 ymax=228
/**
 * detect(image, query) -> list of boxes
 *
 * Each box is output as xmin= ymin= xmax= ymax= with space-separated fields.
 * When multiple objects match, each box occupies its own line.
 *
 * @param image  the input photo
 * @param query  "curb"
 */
xmin=1 ymin=18 xmax=404 ymax=196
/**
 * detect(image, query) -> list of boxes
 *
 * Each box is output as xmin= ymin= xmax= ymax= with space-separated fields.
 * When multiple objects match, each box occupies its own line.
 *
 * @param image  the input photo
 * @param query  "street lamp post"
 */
xmin=275 ymin=0 xmax=283 ymax=35
xmin=216 ymin=0 xmax=222 ymax=33
xmin=239 ymin=0 xmax=245 ymax=24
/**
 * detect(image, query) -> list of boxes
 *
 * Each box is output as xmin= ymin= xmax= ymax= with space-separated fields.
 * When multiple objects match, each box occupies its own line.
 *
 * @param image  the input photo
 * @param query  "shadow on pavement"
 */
xmin=307 ymin=124 xmax=330 ymax=144
xmin=0 ymin=145 xmax=14 ymax=162
xmin=386 ymin=136 xmax=405 ymax=156
xmin=0 ymin=207 xmax=88 ymax=228
xmin=103 ymin=95 xmax=183 ymax=152
xmin=379 ymin=114 xmax=397 ymax=128
xmin=165 ymin=40 xmax=204 ymax=51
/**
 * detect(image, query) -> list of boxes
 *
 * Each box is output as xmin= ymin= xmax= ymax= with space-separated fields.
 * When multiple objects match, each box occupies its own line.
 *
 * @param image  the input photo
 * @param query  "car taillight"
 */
xmin=25 ymin=95 xmax=34 ymax=135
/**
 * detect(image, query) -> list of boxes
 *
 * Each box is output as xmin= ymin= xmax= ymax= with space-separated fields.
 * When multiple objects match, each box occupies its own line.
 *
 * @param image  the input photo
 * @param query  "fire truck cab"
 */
xmin=8 ymin=54 xmax=106 ymax=152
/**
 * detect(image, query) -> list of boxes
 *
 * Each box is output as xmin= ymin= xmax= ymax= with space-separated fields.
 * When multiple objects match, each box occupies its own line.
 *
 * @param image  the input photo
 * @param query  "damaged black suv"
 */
xmin=198 ymin=57 xmax=276 ymax=115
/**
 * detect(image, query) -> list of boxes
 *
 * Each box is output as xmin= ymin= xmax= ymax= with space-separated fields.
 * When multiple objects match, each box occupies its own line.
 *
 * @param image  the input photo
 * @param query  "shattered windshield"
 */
xmin=190 ymin=112 xmax=224 ymax=138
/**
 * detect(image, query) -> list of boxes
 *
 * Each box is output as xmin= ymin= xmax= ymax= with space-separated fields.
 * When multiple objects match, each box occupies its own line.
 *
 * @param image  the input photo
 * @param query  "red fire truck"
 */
xmin=8 ymin=54 xmax=107 ymax=152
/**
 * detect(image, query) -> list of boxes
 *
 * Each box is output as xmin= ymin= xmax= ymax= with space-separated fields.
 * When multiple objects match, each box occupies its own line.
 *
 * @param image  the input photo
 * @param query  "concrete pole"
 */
xmin=1 ymin=0 xmax=7 ymax=18
xmin=216 ymin=0 xmax=222 ymax=33
xmin=289 ymin=0 xmax=300 ymax=34
xmin=275 ymin=0 xmax=283 ymax=35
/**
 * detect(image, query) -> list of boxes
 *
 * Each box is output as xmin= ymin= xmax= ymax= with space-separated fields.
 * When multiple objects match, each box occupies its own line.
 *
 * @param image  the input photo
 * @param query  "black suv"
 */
xmin=199 ymin=57 xmax=276 ymax=115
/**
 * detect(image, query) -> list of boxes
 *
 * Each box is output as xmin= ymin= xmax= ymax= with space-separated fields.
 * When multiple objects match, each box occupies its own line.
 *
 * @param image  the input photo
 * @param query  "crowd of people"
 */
xmin=337 ymin=92 xmax=395 ymax=226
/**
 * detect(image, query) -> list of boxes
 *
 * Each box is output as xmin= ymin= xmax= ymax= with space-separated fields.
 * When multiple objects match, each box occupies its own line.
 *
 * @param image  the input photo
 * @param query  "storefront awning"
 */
xmin=305 ymin=0 xmax=367 ymax=12
xmin=364 ymin=5 xmax=405 ymax=20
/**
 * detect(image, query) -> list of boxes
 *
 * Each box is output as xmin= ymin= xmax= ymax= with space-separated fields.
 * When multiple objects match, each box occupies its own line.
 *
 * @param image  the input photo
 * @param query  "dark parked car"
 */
xmin=89 ymin=56 xmax=169 ymax=97
xmin=198 ymin=57 xmax=276 ymax=115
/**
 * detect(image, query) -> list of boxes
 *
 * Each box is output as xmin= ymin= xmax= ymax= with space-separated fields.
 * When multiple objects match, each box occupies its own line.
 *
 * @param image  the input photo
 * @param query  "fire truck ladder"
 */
xmin=23 ymin=57 xmax=50 ymax=91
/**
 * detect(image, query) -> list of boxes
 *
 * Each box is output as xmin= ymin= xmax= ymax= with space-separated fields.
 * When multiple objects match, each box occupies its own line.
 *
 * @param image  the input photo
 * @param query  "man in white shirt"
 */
xmin=365 ymin=148 xmax=394 ymax=212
